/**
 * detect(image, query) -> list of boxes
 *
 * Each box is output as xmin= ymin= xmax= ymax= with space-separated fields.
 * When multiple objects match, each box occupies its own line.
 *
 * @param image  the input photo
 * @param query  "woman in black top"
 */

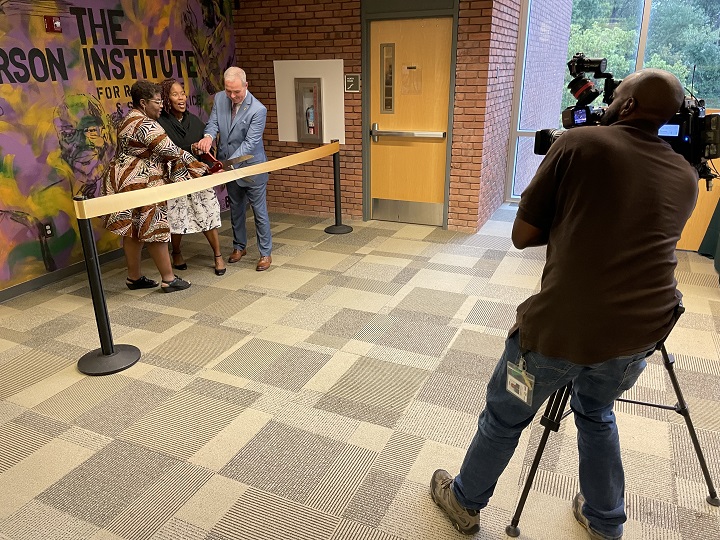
xmin=158 ymin=78 xmax=226 ymax=275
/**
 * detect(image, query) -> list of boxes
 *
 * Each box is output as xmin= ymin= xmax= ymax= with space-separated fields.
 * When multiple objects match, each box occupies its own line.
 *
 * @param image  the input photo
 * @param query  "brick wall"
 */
xmin=449 ymin=1 xmax=521 ymax=232
xmin=449 ymin=2 xmax=487 ymax=231
xmin=479 ymin=0 xmax=521 ymax=228
xmin=232 ymin=0 xmax=522 ymax=232
xmin=232 ymin=0 xmax=363 ymax=218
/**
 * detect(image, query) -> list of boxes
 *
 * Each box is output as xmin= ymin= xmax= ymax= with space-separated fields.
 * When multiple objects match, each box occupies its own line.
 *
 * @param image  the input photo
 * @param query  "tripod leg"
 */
xmin=661 ymin=345 xmax=720 ymax=506
xmin=506 ymin=383 xmax=573 ymax=537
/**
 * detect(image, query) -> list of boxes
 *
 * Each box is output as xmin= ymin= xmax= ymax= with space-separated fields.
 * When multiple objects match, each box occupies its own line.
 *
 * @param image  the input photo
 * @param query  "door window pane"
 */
xmin=381 ymin=43 xmax=395 ymax=113
xmin=645 ymin=0 xmax=720 ymax=109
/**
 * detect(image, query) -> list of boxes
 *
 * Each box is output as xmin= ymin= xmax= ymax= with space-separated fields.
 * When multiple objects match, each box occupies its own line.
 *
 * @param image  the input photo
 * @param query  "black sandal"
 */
xmin=214 ymin=254 xmax=226 ymax=276
xmin=161 ymin=275 xmax=191 ymax=293
xmin=172 ymin=251 xmax=188 ymax=270
xmin=126 ymin=276 xmax=159 ymax=290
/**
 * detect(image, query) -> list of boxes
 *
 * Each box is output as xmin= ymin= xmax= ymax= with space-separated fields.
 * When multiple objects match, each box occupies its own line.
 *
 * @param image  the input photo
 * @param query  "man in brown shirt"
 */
xmin=431 ymin=69 xmax=698 ymax=539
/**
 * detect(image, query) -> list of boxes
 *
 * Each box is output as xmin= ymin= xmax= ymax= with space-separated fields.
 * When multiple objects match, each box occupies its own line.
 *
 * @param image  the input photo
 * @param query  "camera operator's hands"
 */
xmin=196 ymin=135 xmax=213 ymax=154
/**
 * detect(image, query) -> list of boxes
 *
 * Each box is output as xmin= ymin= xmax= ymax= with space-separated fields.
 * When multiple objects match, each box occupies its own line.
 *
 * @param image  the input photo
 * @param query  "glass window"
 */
xmin=518 ymin=0 xmax=645 ymax=132
xmin=512 ymin=137 xmax=545 ymax=197
xmin=559 ymin=1 xmax=646 ymax=112
xmin=510 ymin=0 xmax=647 ymax=199
xmin=517 ymin=0 xmax=572 ymax=132
xmin=645 ymin=0 xmax=720 ymax=109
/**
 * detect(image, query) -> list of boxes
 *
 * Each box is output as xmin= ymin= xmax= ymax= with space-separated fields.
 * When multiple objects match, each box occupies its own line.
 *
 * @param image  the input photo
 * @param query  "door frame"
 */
xmin=361 ymin=1 xmax=460 ymax=228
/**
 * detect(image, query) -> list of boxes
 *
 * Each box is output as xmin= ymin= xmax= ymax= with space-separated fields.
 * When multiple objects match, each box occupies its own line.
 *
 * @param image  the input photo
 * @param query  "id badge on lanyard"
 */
xmin=506 ymin=352 xmax=535 ymax=406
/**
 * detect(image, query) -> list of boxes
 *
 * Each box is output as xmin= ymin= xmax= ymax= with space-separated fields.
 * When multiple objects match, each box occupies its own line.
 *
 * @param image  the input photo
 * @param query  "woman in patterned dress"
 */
xmin=103 ymin=80 xmax=208 ymax=292
xmin=158 ymin=78 xmax=225 ymax=276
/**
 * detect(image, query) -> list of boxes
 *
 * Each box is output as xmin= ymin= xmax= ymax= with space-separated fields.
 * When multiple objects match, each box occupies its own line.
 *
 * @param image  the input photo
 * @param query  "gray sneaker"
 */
xmin=572 ymin=493 xmax=622 ymax=540
xmin=430 ymin=469 xmax=480 ymax=535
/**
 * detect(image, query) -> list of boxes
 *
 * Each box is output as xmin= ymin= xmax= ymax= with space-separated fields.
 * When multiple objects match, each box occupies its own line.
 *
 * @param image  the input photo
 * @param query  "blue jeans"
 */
xmin=226 ymin=178 xmax=272 ymax=256
xmin=453 ymin=331 xmax=652 ymax=538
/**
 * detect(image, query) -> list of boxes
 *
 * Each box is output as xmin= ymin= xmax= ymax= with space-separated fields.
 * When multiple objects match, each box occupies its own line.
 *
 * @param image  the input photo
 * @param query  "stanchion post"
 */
xmin=74 ymin=196 xmax=140 ymax=375
xmin=325 ymin=139 xmax=353 ymax=235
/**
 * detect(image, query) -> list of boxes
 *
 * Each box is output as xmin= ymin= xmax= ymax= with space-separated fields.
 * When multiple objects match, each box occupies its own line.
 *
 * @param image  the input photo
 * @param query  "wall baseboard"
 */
xmin=0 ymin=248 xmax=125 ymax=303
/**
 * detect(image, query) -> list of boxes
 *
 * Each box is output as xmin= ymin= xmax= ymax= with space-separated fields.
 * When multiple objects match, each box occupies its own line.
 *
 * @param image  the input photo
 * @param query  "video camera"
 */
xmin=534 ymin=53 xmax=720 ymax=187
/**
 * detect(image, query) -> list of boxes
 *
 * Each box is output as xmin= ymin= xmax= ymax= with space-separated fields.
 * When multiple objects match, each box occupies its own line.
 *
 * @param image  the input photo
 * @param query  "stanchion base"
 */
xmin=325 ymin=224 xmax=353 ymax=235
xmin=708 ymin=495 xmax=720 ymax=507
xmin=78 ymin=344 xmax=141 ymax=376
xmin=505 ymin=524 xmax=520 ymax=537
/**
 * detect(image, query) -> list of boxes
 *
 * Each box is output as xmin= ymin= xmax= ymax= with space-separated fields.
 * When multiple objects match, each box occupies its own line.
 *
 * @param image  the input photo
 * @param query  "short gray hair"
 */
xmin=224 ymin=67 xmax=247 ymax=84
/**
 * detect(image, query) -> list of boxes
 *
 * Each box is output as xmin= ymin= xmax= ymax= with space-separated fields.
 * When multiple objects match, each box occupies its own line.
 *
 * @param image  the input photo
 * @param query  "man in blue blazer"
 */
xmin=196 ymin=67 xmax=272 ymax=271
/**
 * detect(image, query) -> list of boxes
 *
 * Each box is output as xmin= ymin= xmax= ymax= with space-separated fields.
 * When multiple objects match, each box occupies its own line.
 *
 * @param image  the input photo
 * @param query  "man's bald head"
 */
xmin=602 ymin=69 xmax=685 ymax=130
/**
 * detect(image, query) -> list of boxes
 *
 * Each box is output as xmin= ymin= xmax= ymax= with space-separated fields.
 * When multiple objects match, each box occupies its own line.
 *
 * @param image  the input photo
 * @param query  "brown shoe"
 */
xmin=256 ymin=255 xmax=272 ymax=271
xmin=228 ymin=248 xmax=247 ymax=263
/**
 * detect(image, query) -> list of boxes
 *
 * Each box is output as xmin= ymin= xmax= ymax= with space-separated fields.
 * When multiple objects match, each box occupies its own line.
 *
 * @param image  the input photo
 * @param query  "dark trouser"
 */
xmin=226 ymin=179 xmax=272 ymax=256
xmin=453 ymin=332 xmax=652 ymax=538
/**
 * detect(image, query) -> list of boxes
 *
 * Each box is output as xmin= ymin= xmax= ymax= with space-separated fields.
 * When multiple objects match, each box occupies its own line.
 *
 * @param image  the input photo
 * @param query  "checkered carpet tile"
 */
xmin=0 ymin=204 xmax=719 ymax=540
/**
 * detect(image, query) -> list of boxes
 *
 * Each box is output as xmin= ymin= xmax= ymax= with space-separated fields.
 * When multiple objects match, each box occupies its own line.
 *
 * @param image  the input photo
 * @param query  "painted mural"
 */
xmin=0 ymin=0 xmax=234 ymax=290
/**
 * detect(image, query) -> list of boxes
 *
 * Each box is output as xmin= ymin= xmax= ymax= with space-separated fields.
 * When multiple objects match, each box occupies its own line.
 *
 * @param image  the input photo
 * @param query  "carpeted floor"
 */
xmin=0 ymin=204 xmax=718 ymax=540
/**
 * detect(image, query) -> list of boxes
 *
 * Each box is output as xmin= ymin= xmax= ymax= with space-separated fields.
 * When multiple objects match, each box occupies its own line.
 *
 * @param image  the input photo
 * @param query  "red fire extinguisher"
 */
xmin=306 ymin=105 xmax=315 ymax=135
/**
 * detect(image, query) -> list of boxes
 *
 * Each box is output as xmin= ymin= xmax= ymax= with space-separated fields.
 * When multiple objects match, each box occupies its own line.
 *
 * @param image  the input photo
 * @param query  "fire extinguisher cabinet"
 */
xmin=294 ymin=78 xmax=323 ymax=144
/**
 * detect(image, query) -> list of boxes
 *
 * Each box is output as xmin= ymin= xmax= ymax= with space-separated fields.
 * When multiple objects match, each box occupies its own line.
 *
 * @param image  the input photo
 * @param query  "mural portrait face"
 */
xmin=183 ymin=0 xmax=233 ymax=97
xmin=53 ymin=94 xmax=115 ymax=198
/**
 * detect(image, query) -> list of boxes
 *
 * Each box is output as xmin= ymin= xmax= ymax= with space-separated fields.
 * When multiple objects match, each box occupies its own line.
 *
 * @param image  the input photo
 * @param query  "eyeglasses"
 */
xmin=148 ymin=99 xmax=163 ymax=105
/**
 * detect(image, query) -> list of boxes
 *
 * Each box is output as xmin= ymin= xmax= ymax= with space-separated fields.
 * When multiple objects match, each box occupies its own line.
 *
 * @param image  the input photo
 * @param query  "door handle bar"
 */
xmin=370 ymin=123 xmax=446 ymax=143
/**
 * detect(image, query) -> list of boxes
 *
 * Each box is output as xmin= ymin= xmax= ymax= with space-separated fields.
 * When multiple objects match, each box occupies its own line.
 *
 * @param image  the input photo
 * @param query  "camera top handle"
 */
xmin=567 ymin=52 xmax=622 ymax=106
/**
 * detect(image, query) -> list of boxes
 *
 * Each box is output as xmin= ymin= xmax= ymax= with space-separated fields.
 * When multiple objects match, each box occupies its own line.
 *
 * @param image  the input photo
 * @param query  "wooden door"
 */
xmin=369 ymin=18 xmax=453 ymax=225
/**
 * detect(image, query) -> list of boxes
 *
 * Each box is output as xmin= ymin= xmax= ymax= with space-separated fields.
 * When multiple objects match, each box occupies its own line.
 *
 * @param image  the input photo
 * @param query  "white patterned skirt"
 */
xmin=167 ymin=189 xmax=221 ymax=234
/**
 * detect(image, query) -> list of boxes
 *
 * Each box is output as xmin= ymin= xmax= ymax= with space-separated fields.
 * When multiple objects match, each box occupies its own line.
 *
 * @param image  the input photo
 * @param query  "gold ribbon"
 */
xmin=74 ymin=141 xmax=340 ymax=219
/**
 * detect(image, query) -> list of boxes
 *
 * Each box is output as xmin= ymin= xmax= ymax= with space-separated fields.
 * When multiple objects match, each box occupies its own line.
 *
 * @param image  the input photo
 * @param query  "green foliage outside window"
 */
xmin=562 ymin=0 xmax=720 ymax=111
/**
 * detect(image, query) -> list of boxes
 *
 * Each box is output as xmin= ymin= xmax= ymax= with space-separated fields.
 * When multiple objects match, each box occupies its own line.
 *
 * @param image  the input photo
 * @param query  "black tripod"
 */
xmin=505 ymin=305 xmax=720 ymax=538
